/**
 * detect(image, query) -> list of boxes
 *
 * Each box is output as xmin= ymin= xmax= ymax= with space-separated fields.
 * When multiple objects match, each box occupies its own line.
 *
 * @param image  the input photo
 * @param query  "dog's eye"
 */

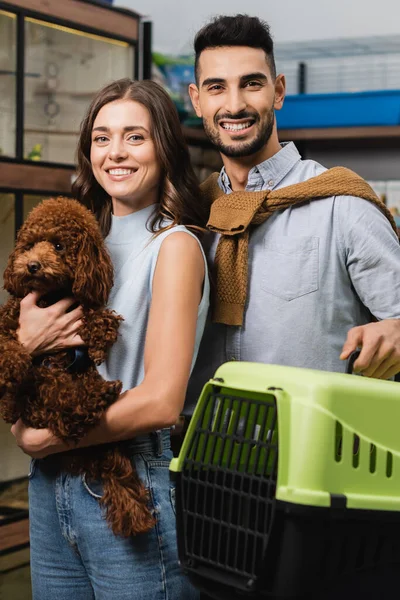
xmin=54 ymin=242 xmax=64 ymax=251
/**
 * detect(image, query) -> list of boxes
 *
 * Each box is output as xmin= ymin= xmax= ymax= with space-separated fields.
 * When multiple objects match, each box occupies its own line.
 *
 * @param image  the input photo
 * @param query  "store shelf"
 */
xmin=181 ymin=126 xmax=212 ymax=146
xmin=276 ymin=90 xmax=400 ymax=129
xmin=34 ymin=89 xmax=98 ymax=98
xmin=0 ymin=516 xmax=29 ymax=556
xmin=182 ymin=124 xmax=400 ymax=146
xmin=0 ymin=161 xmax=75 ymax=193
xmin=0 ymin=70 xmax=40 ymax=77
xmin=0 ymin=478 xmax=30 ymax=557
xmin=7 ymin=0 xmax=140 ymax=42
xmin=25 ymin=128 xmax=79 ymax=136
xmin=279 ymin=125 xmax=400 ymax=141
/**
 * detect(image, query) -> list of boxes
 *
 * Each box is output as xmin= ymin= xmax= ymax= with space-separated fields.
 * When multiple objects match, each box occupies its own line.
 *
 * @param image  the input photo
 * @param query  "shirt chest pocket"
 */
xmin=260 ymin=235 xmax=319 ymax=301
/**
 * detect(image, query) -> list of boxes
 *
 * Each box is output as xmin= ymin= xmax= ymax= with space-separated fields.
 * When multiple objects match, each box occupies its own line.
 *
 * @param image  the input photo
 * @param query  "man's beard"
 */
xmin=203 ymin=110 xmax=275 ymax=158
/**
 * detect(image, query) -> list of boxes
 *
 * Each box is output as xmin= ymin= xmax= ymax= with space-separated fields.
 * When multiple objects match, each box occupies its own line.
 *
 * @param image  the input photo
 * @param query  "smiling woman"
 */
xmin=11 ymin=78 xmax=209 ymax=600
xmin=73 ymin=78 xmax=207 ymax=237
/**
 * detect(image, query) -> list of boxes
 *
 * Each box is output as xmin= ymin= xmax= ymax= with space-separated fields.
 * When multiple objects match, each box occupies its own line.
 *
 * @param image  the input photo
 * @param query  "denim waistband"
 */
xmin=125 ymin=428 xmax=171 ymax=456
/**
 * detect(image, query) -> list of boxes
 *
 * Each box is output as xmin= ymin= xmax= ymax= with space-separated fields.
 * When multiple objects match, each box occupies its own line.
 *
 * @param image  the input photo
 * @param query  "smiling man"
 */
xmin=185 ymin=14 xmax=400 ymax=410
xmin=195 ymin=49 xmax=281 ymax=163
xmin=190 ymin=36 xmax=283 ymax=177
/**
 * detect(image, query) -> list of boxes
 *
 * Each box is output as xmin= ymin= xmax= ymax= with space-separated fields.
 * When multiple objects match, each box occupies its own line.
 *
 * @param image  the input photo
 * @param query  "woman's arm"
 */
xmin=86 ymin=232 xmax=205 ymax=441
xmin=13 ymin=232 xmax=205 ymax=457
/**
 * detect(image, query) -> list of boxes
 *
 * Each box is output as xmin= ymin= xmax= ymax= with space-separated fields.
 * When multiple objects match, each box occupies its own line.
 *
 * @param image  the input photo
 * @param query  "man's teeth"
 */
xmin=221 ymin=122 xmax=252 ymax=131
xmin=108 ymin=169 xmax=132 ymax=175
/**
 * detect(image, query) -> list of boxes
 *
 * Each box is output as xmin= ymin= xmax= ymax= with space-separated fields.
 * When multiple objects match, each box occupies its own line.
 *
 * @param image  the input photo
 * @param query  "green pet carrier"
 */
xmin=170 ymin=357 xmax=400 ymax=599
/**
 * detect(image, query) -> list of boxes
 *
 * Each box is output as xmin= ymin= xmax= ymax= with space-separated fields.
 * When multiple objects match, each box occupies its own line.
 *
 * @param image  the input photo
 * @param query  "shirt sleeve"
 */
xmin=335 ymin=195 xmax=400 ymax=320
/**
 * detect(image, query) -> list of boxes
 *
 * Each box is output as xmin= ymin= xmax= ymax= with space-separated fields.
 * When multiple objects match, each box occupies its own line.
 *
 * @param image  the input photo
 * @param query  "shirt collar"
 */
xmin=217 ymin=142 xmax=302 ymax=194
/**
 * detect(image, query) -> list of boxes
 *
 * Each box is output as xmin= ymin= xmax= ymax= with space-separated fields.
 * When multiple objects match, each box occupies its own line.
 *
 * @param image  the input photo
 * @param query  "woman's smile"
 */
xmin=106 ymin=167 xmax=137 ymax=182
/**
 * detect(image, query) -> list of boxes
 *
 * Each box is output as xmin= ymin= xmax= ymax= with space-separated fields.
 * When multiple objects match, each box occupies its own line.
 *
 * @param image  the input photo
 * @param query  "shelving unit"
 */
xmin=0 ymin=477 xmax=29 ymax=557
xmin=34 ymin=89 xmax=102 ymax=98
xmin=182 ymin=122 xmax=400 ymax=190
xmin=25 ymin=128 xmax=80 ymax=135
xmin=279 ymin=125 xmax=400 ymax=142
xmin=182 ymin=124 xmax=400 ymax=146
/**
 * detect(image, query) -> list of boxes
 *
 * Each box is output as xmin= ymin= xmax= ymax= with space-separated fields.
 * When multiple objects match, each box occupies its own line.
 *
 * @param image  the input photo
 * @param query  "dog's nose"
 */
xmin=27 ymin=261 xmax=41 ymax=274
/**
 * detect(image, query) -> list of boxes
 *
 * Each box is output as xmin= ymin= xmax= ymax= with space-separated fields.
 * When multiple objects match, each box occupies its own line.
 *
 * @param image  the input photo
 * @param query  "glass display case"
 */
xmin=0 ymin=0 xmax=140 ymax=169
xmin=24 ymin=18 xmax=134 ymax=164
xmin=0 ymin=9 xmax=17 ymax=158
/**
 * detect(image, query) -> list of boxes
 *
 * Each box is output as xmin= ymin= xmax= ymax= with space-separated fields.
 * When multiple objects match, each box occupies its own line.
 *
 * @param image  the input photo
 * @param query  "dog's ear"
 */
xmin=72 ymin=232 xmax=114 ymax=307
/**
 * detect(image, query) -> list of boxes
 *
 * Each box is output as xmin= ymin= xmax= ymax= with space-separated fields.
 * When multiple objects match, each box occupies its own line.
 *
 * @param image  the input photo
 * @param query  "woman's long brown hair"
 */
xmin=72 ymin=78 xmax=207 ymax=237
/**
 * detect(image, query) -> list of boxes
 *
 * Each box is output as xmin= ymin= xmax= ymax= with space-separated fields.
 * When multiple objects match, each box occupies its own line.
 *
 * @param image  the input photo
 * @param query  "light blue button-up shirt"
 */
xmin=184 ymin=142 xmax=400 ymax=415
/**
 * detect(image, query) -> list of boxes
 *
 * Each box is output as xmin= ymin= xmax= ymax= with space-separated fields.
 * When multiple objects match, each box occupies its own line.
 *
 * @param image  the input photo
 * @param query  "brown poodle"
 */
xmin=0 ymin=197 xmax=155 ymax=536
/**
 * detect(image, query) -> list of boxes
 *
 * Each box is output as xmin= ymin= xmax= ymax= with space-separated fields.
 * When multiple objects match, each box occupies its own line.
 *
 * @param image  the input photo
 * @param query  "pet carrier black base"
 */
xmin=174 ymin=491 xmax=400 ymax=599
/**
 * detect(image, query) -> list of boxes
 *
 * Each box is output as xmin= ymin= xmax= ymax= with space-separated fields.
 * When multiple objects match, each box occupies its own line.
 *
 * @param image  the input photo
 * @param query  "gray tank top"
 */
xmin=97 ymin=204 xmax=209 ymax=414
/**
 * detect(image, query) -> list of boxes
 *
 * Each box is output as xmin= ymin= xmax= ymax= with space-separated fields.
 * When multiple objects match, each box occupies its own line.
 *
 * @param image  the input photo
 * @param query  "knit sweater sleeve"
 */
xmin=334 ymin=194 xmax=400 ymax=320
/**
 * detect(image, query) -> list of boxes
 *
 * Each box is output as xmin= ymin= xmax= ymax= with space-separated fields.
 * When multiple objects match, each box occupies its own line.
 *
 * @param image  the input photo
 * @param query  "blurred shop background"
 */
xmin=0 ymin=0 xmax=400 ymax=597
xmin=129 ymin=0 xmax=400 ymax=221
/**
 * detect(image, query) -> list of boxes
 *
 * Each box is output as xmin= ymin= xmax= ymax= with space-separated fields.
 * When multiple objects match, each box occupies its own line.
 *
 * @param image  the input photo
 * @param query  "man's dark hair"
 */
xmin=194 ymin=14 xmax=276 ymax=83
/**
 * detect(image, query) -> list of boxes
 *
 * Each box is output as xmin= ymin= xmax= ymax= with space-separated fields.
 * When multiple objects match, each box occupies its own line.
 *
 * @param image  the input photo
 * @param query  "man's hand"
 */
xmin=11 ymin=419 xmax=68 ymax=459
xmin=340 ymin=319 xmax=400 ymax=379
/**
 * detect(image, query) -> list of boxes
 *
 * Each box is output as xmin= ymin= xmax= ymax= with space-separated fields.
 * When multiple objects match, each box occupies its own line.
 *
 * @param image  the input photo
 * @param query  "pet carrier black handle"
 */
xmin=345 ymin=349 xmax=361 ymax=374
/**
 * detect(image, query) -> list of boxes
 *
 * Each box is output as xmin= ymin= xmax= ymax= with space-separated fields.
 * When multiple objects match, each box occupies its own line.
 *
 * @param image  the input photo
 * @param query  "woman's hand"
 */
xmin=17 ymin=291 xmax=84 ymax=356
xmin=11 ymin=419 xmax=68 ymax=459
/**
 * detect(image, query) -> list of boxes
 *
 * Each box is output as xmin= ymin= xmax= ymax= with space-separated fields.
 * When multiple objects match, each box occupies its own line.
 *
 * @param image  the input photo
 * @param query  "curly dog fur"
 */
xmin=0 ymin=197 xmax=155 ymax=536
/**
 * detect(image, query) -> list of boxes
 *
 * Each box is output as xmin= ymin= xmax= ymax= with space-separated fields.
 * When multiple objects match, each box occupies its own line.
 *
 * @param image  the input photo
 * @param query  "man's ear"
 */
xmin=188 ymin=83 xmax=202 ymax=117
xmin=274 ymin=74 xmax=286 ymax=111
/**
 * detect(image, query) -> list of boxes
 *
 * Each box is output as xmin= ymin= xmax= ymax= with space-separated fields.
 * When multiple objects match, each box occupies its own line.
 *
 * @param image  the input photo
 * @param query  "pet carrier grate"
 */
xmin=179 ymin=386 xmax=278 ymax=584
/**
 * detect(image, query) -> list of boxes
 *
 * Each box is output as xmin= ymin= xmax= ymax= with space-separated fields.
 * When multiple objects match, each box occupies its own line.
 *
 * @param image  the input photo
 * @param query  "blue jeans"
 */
xmin=28 ymin=430 xmax=199 ymax=600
